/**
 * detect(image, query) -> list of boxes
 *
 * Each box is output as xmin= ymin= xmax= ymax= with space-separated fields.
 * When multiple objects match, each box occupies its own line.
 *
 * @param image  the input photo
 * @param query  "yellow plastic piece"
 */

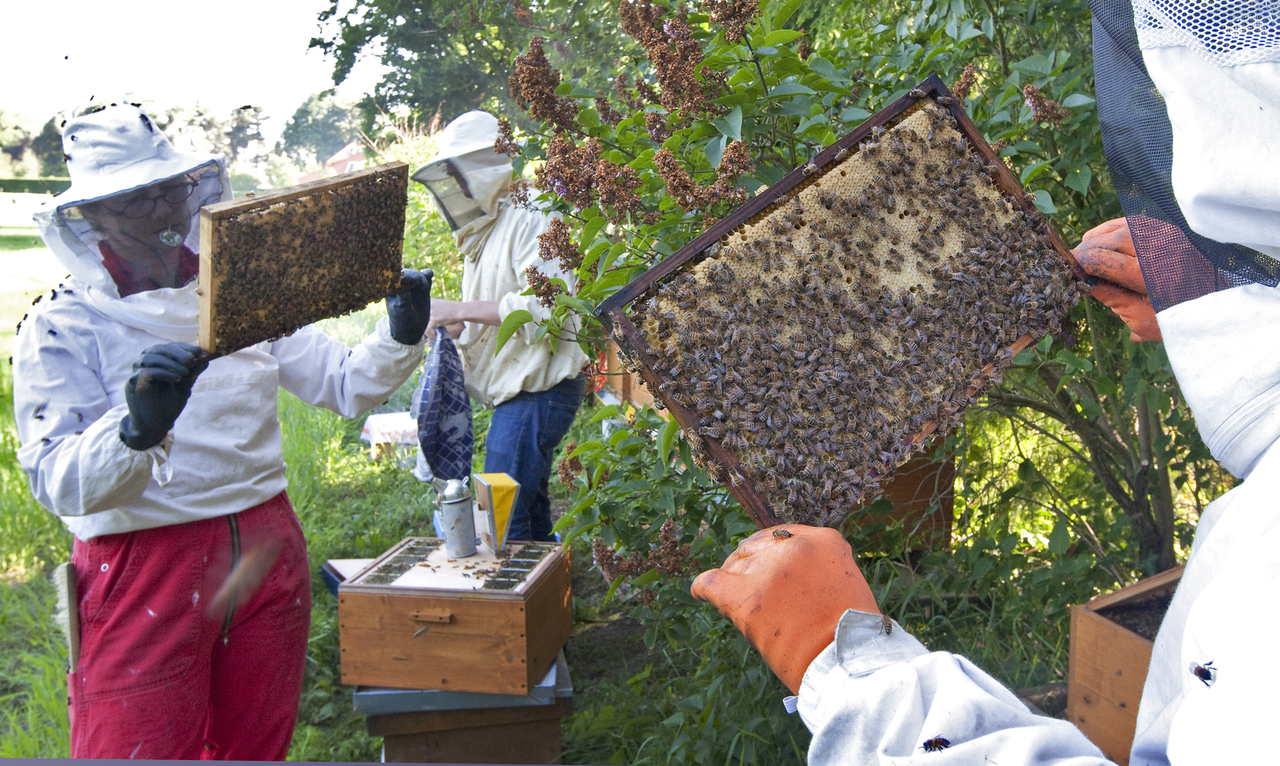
xmin=473 ymin=473 xmax=520 ymax=552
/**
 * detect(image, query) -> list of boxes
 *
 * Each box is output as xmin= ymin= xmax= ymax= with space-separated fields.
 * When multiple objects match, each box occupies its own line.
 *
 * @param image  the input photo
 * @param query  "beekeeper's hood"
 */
xmin=411 ymin=111 xmax=511 ymax=259
xmin=31 ymin=99 xmax=229 ymax=338
xmin=1093 ymin=2 xmax=1280 ymax=480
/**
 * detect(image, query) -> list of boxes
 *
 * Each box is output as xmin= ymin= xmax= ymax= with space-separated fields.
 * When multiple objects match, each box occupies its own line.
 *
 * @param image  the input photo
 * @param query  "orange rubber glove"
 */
xmin=1072 ymin=217 xmax=1163 ymax=342
xmin=691 ymin=524 xmax=879 ymax=694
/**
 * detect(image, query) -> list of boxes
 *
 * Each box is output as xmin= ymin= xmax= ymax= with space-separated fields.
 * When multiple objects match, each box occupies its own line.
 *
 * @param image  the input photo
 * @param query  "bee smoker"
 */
xmin=433 ymin=477 xmax=477 ymax=558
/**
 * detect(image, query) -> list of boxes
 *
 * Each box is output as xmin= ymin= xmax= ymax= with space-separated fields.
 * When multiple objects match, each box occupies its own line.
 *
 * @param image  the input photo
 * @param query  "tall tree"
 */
xmin=227 ymin=105 xmax=268 ymax=165
xmin=31 ymin=118 xmax=66 ymax=177
xmin=276 ymin=90 xmax=361 ymax=166
xmin=309 ymin=0 xmax=637 ymax=125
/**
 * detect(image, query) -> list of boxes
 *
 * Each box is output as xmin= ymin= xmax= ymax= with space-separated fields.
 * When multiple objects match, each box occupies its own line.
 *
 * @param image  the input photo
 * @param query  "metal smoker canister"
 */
xmin=437 ymin=478 xmax=477 ymax=558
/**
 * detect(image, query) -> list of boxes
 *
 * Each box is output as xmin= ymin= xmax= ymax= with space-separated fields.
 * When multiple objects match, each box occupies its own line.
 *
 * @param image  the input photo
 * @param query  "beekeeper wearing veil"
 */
xmin=14 ymin=98 xmax=431 ymax=760
xmin=413 ymin=110 xmax=587 ymax=543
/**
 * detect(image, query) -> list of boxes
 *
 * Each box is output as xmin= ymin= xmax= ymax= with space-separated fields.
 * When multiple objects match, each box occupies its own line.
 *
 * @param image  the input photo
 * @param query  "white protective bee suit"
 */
xmin=13 ymin=100 xmax=426 ymax=760
xmin=412 ymin=111 xmax=586 ymax=408
xmin=411 ymin=111 xmax=586 ymax=542
xmin=16 ymin=104 xmax=426 ymax=540
xmin=789 ymin=3 xmax=1280 ymax=764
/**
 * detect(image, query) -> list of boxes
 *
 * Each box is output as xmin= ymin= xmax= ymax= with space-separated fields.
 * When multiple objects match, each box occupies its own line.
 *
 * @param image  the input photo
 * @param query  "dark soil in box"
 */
xmin=1097 ymin=593 xmax=1173 ymax=641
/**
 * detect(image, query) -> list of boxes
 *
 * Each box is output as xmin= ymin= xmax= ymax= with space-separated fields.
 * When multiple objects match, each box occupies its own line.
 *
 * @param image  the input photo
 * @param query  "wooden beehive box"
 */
xmin=1067 ymin=565 xmax=1183 ymax=764
xmin=596 ymin=73 xmax=1086 ymax=529
xmin=338 ymin=538 xmax=572 ymax=696
xmin=197 ymin=162 xmax=408 ymax=355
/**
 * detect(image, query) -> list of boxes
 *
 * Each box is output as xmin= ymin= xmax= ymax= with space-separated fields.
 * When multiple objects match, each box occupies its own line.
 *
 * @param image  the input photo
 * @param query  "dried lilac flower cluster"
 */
xmin=645 ymin=112 xmax=670 ymax=144
xmin=525 ymin=264 xmax=565 ymax=308
xmin=705 ymin=0 xmax=758 ymax=44
xmin=1022 ymin=84 xmax=1071 ymax=127
xmin=557 ymin=440 xmax=584 ymax=484
xmin=619 ymin=0 xmax=721 ymax=117
xmin=509 ymin=36 xmax=580 ymax=135
xmin=538 ymin=216 xmax=584 ymax=272
xmin=512 ymin=1 xmax=531 ymax=25
xmin=535 ymin=133 xmax=649 ymax=225
xmin=654 ymin=140 xmax=753 ymax=211
xmin=591 ymin=521 xmax=694 ymax=604
xmin=952 ymin=64 xmax=977 ymax=102
xmin=494 ymin=117 xmax=521 ymax=157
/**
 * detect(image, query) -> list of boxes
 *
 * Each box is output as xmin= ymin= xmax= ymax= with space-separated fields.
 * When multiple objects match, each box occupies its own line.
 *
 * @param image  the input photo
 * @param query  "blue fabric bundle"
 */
xmin=411 ymin=328 xmax=473 ymax=481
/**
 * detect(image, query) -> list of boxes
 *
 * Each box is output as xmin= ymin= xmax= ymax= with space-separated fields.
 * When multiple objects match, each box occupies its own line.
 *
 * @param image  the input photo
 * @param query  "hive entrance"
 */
xmin=600 ymin=78 xmax=1081 ymax=528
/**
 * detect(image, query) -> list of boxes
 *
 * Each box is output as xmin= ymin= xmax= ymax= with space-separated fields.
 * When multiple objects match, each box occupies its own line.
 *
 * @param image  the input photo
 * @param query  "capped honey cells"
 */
xmin=198 ymin=163 xmax=408 ymax=356
xmin=616 ymin=101 xmax=1080 ymax=527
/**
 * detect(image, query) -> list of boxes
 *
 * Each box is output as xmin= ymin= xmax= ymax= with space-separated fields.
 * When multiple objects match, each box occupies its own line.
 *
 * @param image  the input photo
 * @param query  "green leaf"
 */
xmin=628 ymin=148 xmax=656 ymax=171
xmin=806 ymin=56 xmax=839 ymax=81
xmin=754 ymin=46 xmax=778 ymax=56
xmin=840 ymin=105 xmax=872 ymax=122
xmin=1011 ymin=53 xmax=1053 ymax=74
xmin=659 ymin=417 xmax=679 ymax=466
xmin=1064 ymin=165 xmax=1092 ymax=196
xmin=580 ymin=216 xmax=607 ymax=251
xmin=494 ymin=310 xmax=533 ymax=353
xmin=771 ymin=0 xmax=804 ymax=30
xmin=712 ymin=105 xmax=743 ymax=142
xmin=577 ymin=107 xmax=601 ymax=129
xmin=754 ymin=165 xmax=786 ymax=186
xmin=1061 ymin=93 xmax=1095 ymax=108
xmin=581 ymin=240 xmax=611 ymax=273
xmin=1030 ymin=189 xmax=1057 ymax=214
xmin=767 ymin=81 xmax=816 ymax=98
xmin=704 ymin=134 xmax=725 ymax=168
xmin=1020 ymin=159 xmax=1053 ymax=183
xmin=632 ymin=568 xmax=660 ymax=586
xmin=764 ymin=29 xmax=804 ymax=46
xmin=1047 ymin=520 xmax=1071 ymax=555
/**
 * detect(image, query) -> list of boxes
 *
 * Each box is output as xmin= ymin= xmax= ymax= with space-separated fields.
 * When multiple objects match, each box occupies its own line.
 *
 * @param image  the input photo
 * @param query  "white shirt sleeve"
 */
xmin=270 ymin=317 xmax=426 ymax=419
xmin=798 ymin=611 xmax=1114 ymax=765
xmin=14 ymin=310 xmax=165 ymax=517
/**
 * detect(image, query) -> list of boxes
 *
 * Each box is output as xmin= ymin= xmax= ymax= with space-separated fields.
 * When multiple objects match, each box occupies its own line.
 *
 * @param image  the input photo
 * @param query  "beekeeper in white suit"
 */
xmin=692 ymin=2 xmax=1280 ymax=763
xmin=13 ymin=98 xmax=431 ymax=760
xmin=412 ymin=110 xmax=587 ymax=543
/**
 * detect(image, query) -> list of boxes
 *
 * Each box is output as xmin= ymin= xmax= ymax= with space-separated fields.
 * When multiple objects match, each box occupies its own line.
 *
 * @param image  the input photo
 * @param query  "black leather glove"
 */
xmin=386 ymin=268 xmax=433 ymax=345
xmin=118 ymin=342 xmax=209 ymax=451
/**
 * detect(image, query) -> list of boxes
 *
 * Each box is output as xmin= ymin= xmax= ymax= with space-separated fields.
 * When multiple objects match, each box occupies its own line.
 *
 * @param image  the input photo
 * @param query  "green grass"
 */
xmin=0 ymin=229 xmax=43 ymax=253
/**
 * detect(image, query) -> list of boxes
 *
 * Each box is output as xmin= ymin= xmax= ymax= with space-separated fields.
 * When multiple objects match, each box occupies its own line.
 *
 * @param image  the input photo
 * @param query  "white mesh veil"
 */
xmin=57 ymin=163 xmax=224 ymax=271
xmin=1134 ymin=0 xmax=1280 ymax=66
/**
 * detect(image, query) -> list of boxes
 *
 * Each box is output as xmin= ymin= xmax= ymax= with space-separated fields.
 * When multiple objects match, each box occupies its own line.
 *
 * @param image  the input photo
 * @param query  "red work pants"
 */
xmin=68 ymin=492 xmax=311 ymax=760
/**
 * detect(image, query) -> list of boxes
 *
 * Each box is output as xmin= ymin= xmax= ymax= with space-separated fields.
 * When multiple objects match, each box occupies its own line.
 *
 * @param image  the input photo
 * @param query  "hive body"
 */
xmin=198 ymin=162 xmax=409 ymax=356
xmin=613 ymin=95 xmax=1079 ymax=527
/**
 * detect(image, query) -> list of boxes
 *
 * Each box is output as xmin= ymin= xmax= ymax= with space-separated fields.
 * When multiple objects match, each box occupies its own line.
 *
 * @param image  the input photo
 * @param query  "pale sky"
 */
xmin=0 ymin=0 xmax=388 ymax=145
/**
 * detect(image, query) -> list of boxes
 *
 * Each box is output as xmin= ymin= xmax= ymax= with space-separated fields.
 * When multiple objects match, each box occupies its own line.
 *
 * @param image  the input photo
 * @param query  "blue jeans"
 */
xmin=484 ymin=375 xmax=585 ymax=542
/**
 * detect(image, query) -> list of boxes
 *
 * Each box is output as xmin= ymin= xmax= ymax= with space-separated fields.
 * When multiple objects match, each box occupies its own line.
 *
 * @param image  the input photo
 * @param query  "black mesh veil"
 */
xmin=1091 ymin=0 xmax=1280 ymax=312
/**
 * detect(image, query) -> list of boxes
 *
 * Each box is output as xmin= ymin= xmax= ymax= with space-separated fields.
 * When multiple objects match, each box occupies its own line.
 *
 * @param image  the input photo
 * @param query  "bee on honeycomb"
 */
xmin=201 ymin=165 xmax=408 ymax=356
xmin=620 ymin=103 xmax=1080 ymax=526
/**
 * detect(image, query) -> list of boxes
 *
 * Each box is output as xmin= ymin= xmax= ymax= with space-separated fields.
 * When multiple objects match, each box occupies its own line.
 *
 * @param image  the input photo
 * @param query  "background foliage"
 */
xmin=327 ymin=0 xmax=1230 ymax=761
xmin=0 ymin=1 xmax=1237 ymax=763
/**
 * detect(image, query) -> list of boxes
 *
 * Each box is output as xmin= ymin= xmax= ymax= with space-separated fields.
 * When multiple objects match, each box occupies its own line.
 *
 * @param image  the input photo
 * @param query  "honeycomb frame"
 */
xmin=596 ymin=75 xmax=1086 ymax=529
xmin=197 ymin=162 xmax=409 ymax=356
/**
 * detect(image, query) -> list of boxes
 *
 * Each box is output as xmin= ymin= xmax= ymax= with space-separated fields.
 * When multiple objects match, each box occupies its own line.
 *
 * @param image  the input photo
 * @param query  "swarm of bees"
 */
xmin=199 ymin=164 xmax=407 ymax=355
xmin=616 ymin=101 xmax=1080 ymax=527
